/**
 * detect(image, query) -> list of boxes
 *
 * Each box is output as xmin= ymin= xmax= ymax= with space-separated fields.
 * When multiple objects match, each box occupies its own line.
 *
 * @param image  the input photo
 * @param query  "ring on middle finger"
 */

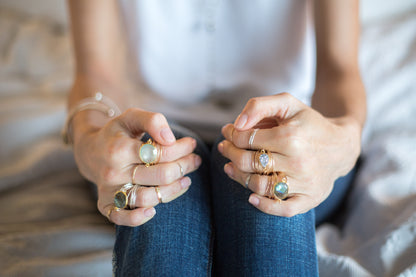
xmin=139 ymin=138 xmax=161 ymax=167
xmin=253 ymin=149 xmax=273 ymax=175
xmin=267 ymin=173 xmax=289 ymax=202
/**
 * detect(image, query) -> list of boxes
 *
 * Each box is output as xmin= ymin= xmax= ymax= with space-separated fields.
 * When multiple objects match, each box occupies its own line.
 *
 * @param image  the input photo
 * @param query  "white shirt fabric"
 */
xmin=120 ymin=0 xmax=316 ymax=141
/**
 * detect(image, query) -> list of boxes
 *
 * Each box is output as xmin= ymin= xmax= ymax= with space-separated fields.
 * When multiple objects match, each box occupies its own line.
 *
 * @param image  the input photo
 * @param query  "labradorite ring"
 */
xmin=139 ymin=138 xmax=160 ymax=167
xmin=270 ymin=173 xmax=289 ymax=201
xmin=114 ymin=183 xmax=134 ymax=209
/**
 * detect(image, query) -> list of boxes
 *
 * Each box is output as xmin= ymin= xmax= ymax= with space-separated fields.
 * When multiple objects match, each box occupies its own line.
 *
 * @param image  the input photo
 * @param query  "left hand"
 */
xmin=218 ymin=93 xmax=362 ymax=217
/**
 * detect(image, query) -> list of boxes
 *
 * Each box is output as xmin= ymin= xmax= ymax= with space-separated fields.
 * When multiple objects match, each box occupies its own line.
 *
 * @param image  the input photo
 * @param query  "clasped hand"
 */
xmin=218 ymin=93 xmax=361 ymax=217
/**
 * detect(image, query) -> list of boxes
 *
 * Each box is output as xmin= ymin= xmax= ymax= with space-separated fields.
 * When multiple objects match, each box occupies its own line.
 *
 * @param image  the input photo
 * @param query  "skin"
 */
xmin=67 ymin=0 xmax=366 ymax=224
xmin=219 ymin=0 xmax=366 ymax=216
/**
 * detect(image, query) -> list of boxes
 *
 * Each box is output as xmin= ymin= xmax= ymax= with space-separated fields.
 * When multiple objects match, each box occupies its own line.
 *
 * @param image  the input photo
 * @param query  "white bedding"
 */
xmin=0 ymin=3 xmax=415 ymax=277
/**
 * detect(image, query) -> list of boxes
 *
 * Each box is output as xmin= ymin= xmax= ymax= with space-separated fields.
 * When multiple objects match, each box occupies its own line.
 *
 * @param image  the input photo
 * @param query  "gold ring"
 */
xmin=139 ymin=138 xmax=161 ymax=167
xmin=106 ymin=205 xmax=120 ymax=222
xmin=252 ymin=149 xmax=273 ymax=175
xmin=155 ymin=186 xmax=163 ymax=203
xmin=248 ymin=129 xmax=259 ymax=150
xmin=114 ymin=183 xmax=134 ymax=209
xmin=132 ymin=164 xmax=140 ymax=184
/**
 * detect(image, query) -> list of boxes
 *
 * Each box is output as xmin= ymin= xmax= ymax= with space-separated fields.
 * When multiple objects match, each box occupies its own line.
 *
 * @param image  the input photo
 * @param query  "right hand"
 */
xmin=72 ymin=108 xmax=202 ymax=226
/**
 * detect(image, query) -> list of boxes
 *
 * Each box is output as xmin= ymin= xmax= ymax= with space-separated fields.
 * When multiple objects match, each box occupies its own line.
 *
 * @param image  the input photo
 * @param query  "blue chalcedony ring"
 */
xmin=139 ymin=138 xmax=160 ymax=167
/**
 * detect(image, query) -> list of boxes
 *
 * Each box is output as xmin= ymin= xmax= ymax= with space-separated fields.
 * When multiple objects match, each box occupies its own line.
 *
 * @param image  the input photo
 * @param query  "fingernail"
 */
xmin=249 ymin=195 xmax=260 ymax=206
xmin=224 ymin=163 xmax=234 ymax=178
xmin=181 ymin=177 xmax=191 ymax=189
xmin=160 ymin=128 xmax=175 ymax=143
xmin=192 ymin=138 xmax=197 ymax=149
xmin=218 ymin=142 xmax=224 ymax=153
xmin=235 ymin=114 xmax=247 ymax=129
xmin=144 ymin=207 xmax=156 ymax=217
xmin=195 ymin=155 xmax=202 ymax=167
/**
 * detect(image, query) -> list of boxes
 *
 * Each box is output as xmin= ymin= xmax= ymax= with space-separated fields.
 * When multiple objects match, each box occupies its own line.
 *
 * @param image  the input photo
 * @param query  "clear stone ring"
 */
xmin=253 ymin=149 xmax=274 ymax=175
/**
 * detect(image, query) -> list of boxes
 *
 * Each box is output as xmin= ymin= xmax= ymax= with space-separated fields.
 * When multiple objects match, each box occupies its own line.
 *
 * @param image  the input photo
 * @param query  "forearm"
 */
xmin=311 ymin=69 xmax=366 ymax=129
xmin=312 ymin=0 xmax=366 ymax=131
xmin=67 ymin=0 xmax=139 ymax=143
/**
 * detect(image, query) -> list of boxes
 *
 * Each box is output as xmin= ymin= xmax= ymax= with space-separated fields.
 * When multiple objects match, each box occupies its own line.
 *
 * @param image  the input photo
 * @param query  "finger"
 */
xmin=223 ymin=162 xmax=268 ymax=194
xmin=248 ymin=194 xmax=311 ymax=217
xmin=105 ymin=136 xmax=197 ymax=166
xmin=233 ymin=93 xmax=303 ymax=131
xmin=132 ymin=154 xmax=202 ymax=185
xmin=107 ymin=206 xmax=156 ymax=227
xmin=115 ymin=108 xmax=176 ymax=145
xmin=218 ymin=140 xmax=289 ymax=173
xmin=222 ymin=124 xmax=295 ymax=153
xmin=131 ymin=177 xmax=192 ymax=208
xmin=224 ymin=162 xmax=302 ymax=196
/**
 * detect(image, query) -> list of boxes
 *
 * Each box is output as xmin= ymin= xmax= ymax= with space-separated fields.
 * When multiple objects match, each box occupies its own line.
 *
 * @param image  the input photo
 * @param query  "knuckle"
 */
xmin=247 ymin=97 xmax=261 ymax=109
xmin=101 ymin=166 xmax=118 ymax=183
xmin=157 ymin=166 xmax=176 ymax=184
xmin=148 ymin=113 xmax=165 ymax=127
xmin=136 ymin=190 xmax=151 ymax=206
xmin=282 ymin=205 xmax=297 ymax=217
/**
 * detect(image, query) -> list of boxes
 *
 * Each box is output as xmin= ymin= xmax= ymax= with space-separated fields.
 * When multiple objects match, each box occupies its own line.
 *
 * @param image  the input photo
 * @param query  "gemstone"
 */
xmin=259 ymin=153 xmax=269 ymax=168
xmin=273 ymin=182 xmax=289 ymax=199
xmin=114 ymin=191 xmax=127 ymax=209
xmin=140 ymin=143 xmax=158 ymax=164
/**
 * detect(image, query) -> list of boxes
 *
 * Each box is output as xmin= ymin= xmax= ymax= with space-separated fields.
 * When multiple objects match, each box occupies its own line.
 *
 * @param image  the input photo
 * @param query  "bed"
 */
xmin=0 ymin=1 xmax=415 ymax=276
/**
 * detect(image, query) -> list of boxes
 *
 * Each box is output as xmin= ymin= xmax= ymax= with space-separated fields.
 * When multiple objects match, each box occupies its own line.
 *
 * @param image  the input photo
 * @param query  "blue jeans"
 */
xmin=113 ymin=127 xmax=354 ymax=276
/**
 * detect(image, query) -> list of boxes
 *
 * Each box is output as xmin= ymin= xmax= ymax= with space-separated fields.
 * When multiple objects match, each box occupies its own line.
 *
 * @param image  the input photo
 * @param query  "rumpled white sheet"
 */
xmin=0 ymin=5 xmax=415 ymax=277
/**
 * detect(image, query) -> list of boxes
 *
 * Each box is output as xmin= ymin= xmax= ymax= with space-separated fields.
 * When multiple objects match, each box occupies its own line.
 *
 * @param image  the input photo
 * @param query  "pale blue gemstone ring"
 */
xmin=253 ymin=149 xmax=274 ymax=175
xmin=139 ymin=138 xmax=160 ymax=167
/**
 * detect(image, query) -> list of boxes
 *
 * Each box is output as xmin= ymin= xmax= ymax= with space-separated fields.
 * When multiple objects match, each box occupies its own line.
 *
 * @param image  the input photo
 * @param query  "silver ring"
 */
xmin=248 ymin=129 xmax=259 ymax=149
xmin=128 ymin=184 xmax=141 ymax=209
xmin=178 ymin=162 xmax=184 ymax=177
xmin=245 ymin=174 xmax=251 ymax=189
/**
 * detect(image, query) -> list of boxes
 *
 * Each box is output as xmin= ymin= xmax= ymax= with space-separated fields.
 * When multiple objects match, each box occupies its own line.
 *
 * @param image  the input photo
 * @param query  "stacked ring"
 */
xmin=114 ymin=183 xmax=134 ymax=209
xmin=253 ymin=149 xmax=274 ymax=175
xmin=139 ymin=138 xmax=160 ymax=167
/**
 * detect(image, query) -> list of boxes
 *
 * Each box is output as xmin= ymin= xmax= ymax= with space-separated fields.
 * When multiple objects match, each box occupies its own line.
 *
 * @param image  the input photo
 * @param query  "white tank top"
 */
xmin=120 ymin=0 xmax=316 ymax=141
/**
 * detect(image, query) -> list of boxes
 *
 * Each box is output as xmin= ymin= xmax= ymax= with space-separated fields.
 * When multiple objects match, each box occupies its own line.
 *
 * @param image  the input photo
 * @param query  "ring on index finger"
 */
xmin=248 ymin=129 xmax=259 ymax=150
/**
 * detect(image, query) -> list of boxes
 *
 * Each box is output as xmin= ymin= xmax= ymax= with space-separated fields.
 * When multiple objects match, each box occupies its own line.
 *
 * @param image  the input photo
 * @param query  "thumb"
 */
xmin=116 ymin=108 xmax=176 ymax=146
xmin=233 ymin=93 xmax=302 ymax=131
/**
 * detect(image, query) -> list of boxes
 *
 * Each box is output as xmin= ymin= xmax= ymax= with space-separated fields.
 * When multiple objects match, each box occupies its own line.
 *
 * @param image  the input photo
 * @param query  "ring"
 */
xmin=245 ymin=174 xmax=251 ymax=189
xmin=253 ymin=149 xmax=273 ymax=174
xmin=268 ymin=173 xmax=289 ymax=201
xmin=114 ymin=183 xmax=134 ymax=209
xmin=155 ymin=186 xmax=163 ymax=203
xmin=178 ymin=162 xmax=184 ymax=177
xmin=139 ymin=138 xmax=160 ymax=167
xmin=132 ymin=164 xmax=140 ymax=184
xmin=106 ymin=205 xmax=120 ymax=222
xmin=128 ymin=184 xmax=142 ymax=209
xmin=248 ymin=129 xmax=259 ymax=149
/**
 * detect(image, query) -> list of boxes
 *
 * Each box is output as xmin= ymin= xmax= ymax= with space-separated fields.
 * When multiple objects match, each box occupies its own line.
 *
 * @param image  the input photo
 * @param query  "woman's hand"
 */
xmin=72 ymin=108 xmax=202 ymax=226
xmin=218 ymin=93 xmax=361 ymax=217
